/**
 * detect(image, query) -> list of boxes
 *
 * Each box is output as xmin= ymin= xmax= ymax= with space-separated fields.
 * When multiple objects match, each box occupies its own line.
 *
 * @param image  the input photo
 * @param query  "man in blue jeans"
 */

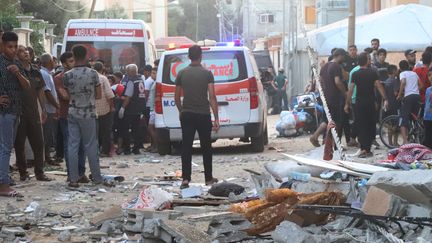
xmin=175 ymin=45 xmax=220 ymax=189
xmin=63 ymin=45 xmax=103 ymax=188
xmin=54 ymin=51 xmax=87 ymax=183
xmin=0 ymin=32 xmax=30 ymax=197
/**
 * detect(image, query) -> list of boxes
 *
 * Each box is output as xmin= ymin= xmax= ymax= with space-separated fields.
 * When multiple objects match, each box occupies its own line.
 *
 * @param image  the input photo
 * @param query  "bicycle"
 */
xmin=379 ymin=112 xmax=425 ymax=149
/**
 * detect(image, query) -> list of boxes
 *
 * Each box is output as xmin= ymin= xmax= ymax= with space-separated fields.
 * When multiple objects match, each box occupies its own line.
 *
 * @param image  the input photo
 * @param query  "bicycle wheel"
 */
xmin=379 ymin=115 xmax=403 ymax=149
xmin=409 ymin=120 xmax=425 ymax=144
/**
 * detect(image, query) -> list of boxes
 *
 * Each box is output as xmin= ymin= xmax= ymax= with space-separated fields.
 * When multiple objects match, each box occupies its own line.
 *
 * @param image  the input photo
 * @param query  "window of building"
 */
xmin=327 ymin=0 xmax=349 ymax=8
xmin=259 ymin=14 xmax=275 ymax=24
xmin=305 ymin=6 xmax=316 ymax=24
xmin=134 ymin=11 xmax=152 ymax=23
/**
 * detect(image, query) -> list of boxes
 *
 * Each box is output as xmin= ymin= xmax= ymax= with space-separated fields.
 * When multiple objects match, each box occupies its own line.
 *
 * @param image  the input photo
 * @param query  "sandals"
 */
xmin=180 ymin=180 xmax=190 ymax=189
xmin=0 ymin=189 xmax=23 ymax=198
xmin=36 ymin=174 xmax=53 ymax=182
xmin=205 ymin=178 xmax=219 ymax=186
xmin=309 ymin=137 xmax=321 ymax=147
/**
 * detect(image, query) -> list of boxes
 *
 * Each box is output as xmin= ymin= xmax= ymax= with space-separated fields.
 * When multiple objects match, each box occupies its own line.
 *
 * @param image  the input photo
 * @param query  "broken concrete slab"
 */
xmin=367 ymin=170 xmax=432 ymax=207
xmin=291 ymin=178 xmax=350 ymax=195
xmin=159 ymin=219 xmax=212 ymax=243
xmin=361 ymin=186 xmax=407 ymax=216
xmin=1 ymin=227 xmax=26 ymax=237
xmin=90 ymin=205 xmax=123 ymax=226
xmin=271 ymin=221 xmax=319 ymax=243
xmin=407 ymin=204 xmax=432 ymax=218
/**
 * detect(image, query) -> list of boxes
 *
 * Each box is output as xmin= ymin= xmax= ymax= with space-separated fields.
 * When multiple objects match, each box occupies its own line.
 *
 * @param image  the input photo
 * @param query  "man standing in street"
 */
xmin=405 ymin=49 xmax=417 ymax=71
xmin=94 ymin=62 xmax=115 ymax=157
xmin=320 ymin=48 xmax=346 ymax=138
xmin=343 ymin=45 xmax=358 ymax=73
xmin=272 ymin=68 xmax=289 ymax=111
xmin=370 ymin=38 xmax=380 ymax=66
xmin=175 ymin=45 xmax=219 ymax=189
xmin=118 ymin=64 xmax=146 ymax=155
xmin=345 ymin=53 xmax=388 ymax=158
xmin=54 ymin=52 xmax=88 ymax=183
xmin=0 ymin=32 xmax=30 ymax=197
xmin=14 ymin=45 xmax=52 ymax=182
xmin=63 ymin=45 xmax=103 ymax=188
xmin=40 ymin=53 xmax=60 ymax=164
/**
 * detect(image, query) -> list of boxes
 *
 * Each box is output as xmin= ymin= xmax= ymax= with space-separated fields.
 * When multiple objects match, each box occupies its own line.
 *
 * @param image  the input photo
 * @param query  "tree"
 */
xmin=0 ymin=0 xmax=20 ymax=31
xmin=168 ymin=0 xmax=219 ymax=41
xmin=94 ymin=3 xmax=128 ymax=19
xmin=20 ymin=0 xmax=86 ymax=35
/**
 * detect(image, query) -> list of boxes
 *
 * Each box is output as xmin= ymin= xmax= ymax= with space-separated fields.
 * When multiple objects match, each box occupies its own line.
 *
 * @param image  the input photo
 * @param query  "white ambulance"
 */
xmin=62 ymin=19 xmax=156 ymax=72
xmin=155 ymin=44 xmax=268 ymax=155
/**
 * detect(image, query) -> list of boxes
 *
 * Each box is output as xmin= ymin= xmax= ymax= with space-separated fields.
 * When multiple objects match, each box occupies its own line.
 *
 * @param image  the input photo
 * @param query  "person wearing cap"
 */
xmin=272 ymin=67 xmax=289 ymax=111
xmin=405 ymin=49 xmax=417 ymax=71
xmin=320 ymin=48 xmax=346 ymax=139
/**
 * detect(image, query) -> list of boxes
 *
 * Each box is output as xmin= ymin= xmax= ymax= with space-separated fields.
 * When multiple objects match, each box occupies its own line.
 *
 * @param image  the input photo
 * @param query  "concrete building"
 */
xmin=94 ymin=0 xmax=168 ymax=39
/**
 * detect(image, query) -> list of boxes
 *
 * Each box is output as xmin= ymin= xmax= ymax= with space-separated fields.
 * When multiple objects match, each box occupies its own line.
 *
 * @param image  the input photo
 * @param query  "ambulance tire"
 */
xmin=251 ymin=131 xmax=265 ymax=153
xmin=158 ymin=142 xmax=172 ymax=155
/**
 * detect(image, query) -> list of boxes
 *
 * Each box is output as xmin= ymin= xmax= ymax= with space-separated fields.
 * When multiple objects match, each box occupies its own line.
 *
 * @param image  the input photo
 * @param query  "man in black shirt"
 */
xmin=343 ymin=45 xmax=358 ymax=73
xmin=320 ymin=48 xmax=346 ymax=136
xmin=345 ymin=53 xmax=388 ymax=158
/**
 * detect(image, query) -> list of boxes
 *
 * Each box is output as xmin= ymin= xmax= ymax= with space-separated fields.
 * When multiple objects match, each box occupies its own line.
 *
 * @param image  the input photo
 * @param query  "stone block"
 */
xmin=407 ymin=204 xmax=432 ymax=218
xmin=361 ymin=186 xmax=407 ymax=216
xmin=291 ymin=178 xmax=350 ymax=195
xmin=367 ymin=170 xmax=432 ymax=207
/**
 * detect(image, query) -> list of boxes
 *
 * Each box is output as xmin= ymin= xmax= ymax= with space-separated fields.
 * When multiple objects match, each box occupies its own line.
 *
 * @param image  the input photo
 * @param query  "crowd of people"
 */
xmin=308 ymin=38 xmax=432 ymax=158
xmin=0 ymin=30 xmax=161 ymax=196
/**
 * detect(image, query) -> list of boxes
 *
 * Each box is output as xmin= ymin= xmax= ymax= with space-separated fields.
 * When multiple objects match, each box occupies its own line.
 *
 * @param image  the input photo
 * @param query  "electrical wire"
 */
xmin=48 ymin=0 xmax=90 ymax=13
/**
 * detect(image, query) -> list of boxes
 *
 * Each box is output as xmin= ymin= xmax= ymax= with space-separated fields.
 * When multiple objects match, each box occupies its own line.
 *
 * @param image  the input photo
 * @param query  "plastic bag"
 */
xmin=122 ymin=185 xmax=173 ymax=210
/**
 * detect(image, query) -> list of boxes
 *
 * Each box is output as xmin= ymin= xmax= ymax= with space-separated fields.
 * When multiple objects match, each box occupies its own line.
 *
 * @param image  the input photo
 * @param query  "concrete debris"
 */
xmin=361 ymin=186 xmax=407 ymax=216
xmin=367 ymin=170 xmax=432 ymax=207
xmin=181 ymin=186 xmax=203 ymax=198
xmin=407 ymin=204 xmax=432 ymax=218
xmin=1 ymin=227 xmax=26 ymax=237
xmin=57 ymin=230 xmax=71 ymax=242
xmin=291 ymin=178 xmax=350 ymax=195
xmin=271 ymin=221 xmax=318 ymax=243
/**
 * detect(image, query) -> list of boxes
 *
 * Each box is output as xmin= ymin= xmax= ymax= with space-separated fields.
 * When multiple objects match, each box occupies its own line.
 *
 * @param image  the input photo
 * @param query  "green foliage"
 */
xmin=0 ymin=0 xmax=20 ymax=31
xmin=30 ymin=31 xmax=45 ymax=56
xmin=95 ymin=3 xmax=128 ymax=19
xmin=20 ymin=0 xmax=86 ymax=35
xmin=168 ymin=0 xmax=219 ymax=41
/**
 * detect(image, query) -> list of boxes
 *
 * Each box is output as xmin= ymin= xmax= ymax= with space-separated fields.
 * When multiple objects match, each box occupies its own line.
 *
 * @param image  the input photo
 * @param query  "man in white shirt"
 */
xmin=397 ymin=60 xmax=423 ymax=144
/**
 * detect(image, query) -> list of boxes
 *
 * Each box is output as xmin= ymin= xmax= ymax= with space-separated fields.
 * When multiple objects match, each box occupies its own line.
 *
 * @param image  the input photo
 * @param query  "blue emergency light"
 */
xmin=216 ymin=39 xmax=242 ymax=47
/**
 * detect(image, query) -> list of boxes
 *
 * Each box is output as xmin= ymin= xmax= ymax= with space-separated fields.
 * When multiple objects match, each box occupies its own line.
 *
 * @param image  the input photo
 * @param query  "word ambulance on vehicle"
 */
xmin=62 ymin=19 xmax=156 ymax=72
xmin=155 ymin=42 xmax=268 ymax=155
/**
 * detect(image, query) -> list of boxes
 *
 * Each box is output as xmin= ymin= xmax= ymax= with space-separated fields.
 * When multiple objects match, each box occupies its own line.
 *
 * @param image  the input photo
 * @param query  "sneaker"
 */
xmin=132 ymin=148 xmax=141 ymax=155
xmin=36 ymin=174 xmax=52 ymax=181
xmin=358 ymin=151 xmax=373 ymax=158
xmin=205 ymin=178 xmax=219 ymax=186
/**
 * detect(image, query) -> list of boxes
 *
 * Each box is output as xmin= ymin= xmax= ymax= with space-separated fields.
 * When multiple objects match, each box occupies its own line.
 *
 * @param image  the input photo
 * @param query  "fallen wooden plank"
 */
xmin=90 ymin=205 xmax=123 ymax=226
xmin=172 ymin=198 xmax=229 ymax=206
xmin=282 ymin=154 xmax=371 ymax=178
xmin=337 ymin=160 xmax=392 ymax=174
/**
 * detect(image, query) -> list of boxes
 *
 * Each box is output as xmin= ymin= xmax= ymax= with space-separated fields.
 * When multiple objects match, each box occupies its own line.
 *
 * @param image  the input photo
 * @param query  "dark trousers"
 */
xmin=356 ymin=102 xmax=376 ymax=152
xmin=277 ymin=89 xmax=289 ymax=111
xmin=14 ymin=116 xmax=45 ymax=177
xmin=43 ymin=113 xmax=58 ymax=161
xmin=180 ymin=112 xmax=213 ymax=182
xmin=98 ymin=112 xmax=113 ymax=154
xmin=423 ymin=120 xmax=432 ymax=149
xmin=119 ymin=114 xmax=141 ymax=151
xmin=55 ymin=121 xmax=64 ymax=159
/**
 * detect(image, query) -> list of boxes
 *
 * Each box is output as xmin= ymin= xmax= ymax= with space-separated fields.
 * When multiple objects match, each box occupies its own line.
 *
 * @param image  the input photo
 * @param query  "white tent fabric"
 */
xmin=307 ymin=4 xmax=432 ymax=55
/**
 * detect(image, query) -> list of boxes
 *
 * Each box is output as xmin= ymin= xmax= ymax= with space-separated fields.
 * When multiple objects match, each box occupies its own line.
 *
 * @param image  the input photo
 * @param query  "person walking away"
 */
xmin=40 ymin=53 xmax=60 ymax=165
xmin=118 ymin=64 xmax=146 ymax=155
xmin=320 ymin=48 xmax=347 ymax=142
xmin=0 ymin=32 xmax=30 ymax=197
xmin=272 ymin=68 xmax=289 ymax=111
xmin=345 ymin=53 xmax=388 ymax=158
xmin=382 ymin=65 xmax=401 ymax=147
xmin=63 ymin=45 xmax=104 ymax=188
xmin=94 ymin=62 xmax=115 ymax=157
xmin=147 ymin=67 xmax=158 ymax=153
xmin=175 ymin=45 xmax=220 ymax=189
xmin=14 ymin=45 xmax=52 ymax=181
xmin=423 ymin=72 xmax=432 ymax=148
xmin=397 ymin=60 xmax=423 ymax=145
xmin=346 ymin=62 xmax=361 ymax=148
xmin=54 ymin=52 xmax=88 ymax=183
xmin=413 ymin=52 xmax=432 ymax=116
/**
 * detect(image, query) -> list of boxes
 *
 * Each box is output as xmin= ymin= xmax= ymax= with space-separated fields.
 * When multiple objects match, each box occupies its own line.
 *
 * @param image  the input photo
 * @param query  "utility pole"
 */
xmin=282 ymin=0 xmax=286 ymax=70
xmin=89 ymin=0 xmax=97 ymax=19
xmin=196 ymin=1 xmax=199 ymax=41
xmin=348 ymin=0 xmax=356 ymax=48
xmin=217 ymin=0 xmax=223 ymax=42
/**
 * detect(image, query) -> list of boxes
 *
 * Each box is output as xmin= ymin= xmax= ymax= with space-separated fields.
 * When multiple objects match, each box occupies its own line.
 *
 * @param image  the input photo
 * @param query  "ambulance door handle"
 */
xmin=218 ymin=101 xmax=229 ymax=106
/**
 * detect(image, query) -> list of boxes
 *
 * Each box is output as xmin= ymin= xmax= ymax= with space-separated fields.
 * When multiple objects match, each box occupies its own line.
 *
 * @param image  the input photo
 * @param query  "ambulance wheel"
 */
xmin=251 ymin=132 xmax=265 ymax=153
xmin=158 ymin=142 xmax=172 ymax=155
